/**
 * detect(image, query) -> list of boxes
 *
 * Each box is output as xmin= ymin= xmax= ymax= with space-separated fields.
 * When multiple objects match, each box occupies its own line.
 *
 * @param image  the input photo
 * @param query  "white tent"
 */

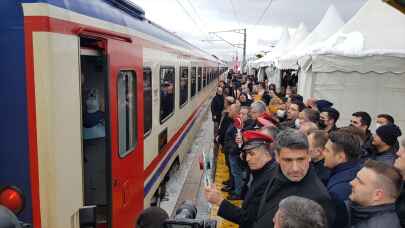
xmin=278 ymin=5 xmax=345 ymax=70
xmin=254 ymin=26 xmax=291 ymax=68
xmin=251 ymin=27 xmax=291 ymax=87
xmin=297 ymin=0 xmax=405 ymax=129
xmin=276 ymin=23 xmax=309 ymax=69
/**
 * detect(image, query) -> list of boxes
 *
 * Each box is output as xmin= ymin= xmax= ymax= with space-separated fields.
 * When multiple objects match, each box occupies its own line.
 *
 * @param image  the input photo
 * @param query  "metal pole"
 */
xmin=242 ymin=28 xmax=246 ymax=73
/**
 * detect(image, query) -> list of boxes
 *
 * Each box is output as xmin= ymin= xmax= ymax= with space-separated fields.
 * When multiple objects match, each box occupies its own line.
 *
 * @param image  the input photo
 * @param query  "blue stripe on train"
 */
xmin=0 ymin=2 xmax=33 ymax=223
xmin=144 ymin=105 xmax=205 ymax=196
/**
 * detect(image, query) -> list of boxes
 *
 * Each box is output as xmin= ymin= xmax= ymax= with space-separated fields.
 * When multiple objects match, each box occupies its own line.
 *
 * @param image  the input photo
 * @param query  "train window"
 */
xmin=117 ymin=70 xmax=137 ymax=158
xmin=143 ymin=67 xmax=152 ymax=137
xmin=160 ymin=67 xmax=175 ymax=123
xmin=197 ymin=67 xmax=202 ymax=92
xmin=190 ymin=67 xmax=196 ymax=98
xmin=203 ymin=67 xmax=207 ymax=88
xmin=179 ymin=67 xmax=189 ymax=108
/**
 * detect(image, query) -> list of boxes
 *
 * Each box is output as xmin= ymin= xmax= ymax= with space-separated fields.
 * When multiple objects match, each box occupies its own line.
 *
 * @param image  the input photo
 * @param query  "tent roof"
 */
xmin=254 ymin=27 xmax=291 ymax=67
xmin=284 ymin=23 xmax=309 ymax=54
xmin=311 ymin=0 xmax=405 ymax=57
xmin=303 ymin=0 xmax=405 ymax=74
xmin=293 ymin=5 xmax=345 ymax=56
xmin=277 ymin=5 xmax=344 ymax=69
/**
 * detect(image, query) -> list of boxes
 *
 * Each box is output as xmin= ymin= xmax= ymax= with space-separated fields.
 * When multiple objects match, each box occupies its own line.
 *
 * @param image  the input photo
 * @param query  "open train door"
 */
xmin=106 ymin=36 xmax=144 ymax=227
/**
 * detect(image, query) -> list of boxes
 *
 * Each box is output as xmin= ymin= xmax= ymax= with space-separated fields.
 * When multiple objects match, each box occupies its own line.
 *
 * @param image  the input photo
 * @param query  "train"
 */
xmin=0 ymin=1 xmax=227 ymax=227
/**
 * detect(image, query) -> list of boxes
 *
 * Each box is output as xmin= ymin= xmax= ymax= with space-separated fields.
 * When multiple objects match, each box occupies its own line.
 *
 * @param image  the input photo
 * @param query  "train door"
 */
xmin=106 ymin=38 xmax=144 ymax=228
xmin=80 ymin=33 xmax=143 ymax=228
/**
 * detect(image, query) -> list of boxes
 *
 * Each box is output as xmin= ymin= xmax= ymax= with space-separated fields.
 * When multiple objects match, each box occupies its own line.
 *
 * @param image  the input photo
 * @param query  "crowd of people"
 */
xmin=205 ymin=72 xmax=405 ymax=228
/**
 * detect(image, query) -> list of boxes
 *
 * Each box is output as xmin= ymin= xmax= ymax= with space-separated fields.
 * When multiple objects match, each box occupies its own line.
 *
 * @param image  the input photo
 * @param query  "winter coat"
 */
xmin=370 ymin=146 xmax=398 ymax=166
xmin=217 ymin=112 xmax=232 ymax=145
xmin=312 ymin=159 xmax=330 ymax=185
xmin=347 ymin=201 xmax=401 ymax=228
xmin=223 ymin=124 xmax=239 ymax=156
xmin=211 ymin=94 xmax=224 ymax=122
xmin=253 ymin=166 xmax=335 ymax=228
xmin=218 ymin=161 xmax=276 ymax=228
xmin=327 ymin=160 xmax=362 ymax=202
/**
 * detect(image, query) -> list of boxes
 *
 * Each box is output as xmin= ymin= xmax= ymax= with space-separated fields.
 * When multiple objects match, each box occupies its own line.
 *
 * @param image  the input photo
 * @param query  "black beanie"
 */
xmin=376 ymin=124 xmax=402 ymax=146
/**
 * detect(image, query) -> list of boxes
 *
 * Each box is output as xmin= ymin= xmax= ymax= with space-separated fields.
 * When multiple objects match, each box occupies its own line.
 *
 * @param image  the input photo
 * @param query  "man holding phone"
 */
xmin=204 ymin=131 xmax=276 ymax=228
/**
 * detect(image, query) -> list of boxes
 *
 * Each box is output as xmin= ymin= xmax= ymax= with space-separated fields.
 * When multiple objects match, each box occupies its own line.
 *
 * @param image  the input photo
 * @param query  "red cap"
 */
xmin=242 ymin=130 xmax=273 ymax=150
xmin=257 ymin=117 xmax=275 ymax=128
xmin=233 ymin=116 xmax=243 ymax=129
xmin=259 ymin=112 xmax=279 ymax=126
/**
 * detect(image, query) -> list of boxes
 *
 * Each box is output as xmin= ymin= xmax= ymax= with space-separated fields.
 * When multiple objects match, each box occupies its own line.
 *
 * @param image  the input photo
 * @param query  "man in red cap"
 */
xmin=205 ymin=130 xmax=276 ymax=228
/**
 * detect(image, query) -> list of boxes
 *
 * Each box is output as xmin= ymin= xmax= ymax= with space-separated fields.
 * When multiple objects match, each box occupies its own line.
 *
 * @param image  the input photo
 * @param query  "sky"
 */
xmin=131 ymin=0 xmax=367 ymax=61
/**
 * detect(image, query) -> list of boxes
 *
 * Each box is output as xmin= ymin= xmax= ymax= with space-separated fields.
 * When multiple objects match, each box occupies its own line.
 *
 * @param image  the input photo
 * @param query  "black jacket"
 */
xmin=312 ymin=159 xmax=330 ymax=185
xmin=397 ymin=182 xmax=405 ymax=228
xmin=218 ymin=112 xmax=232 ymax=145
xmin=253 ymin=166 xmax=335 ymax=228
xmin=211 ymin=94 xmax=224 ymax=122
xmin=218 ymin=161 xmax=276 ymax=228
xmin=370 ymin=146 xmax=398 ymax=166
xmin=347 ymin=201 xmax=401 ymax=228
xmin=223 ymin=124 xmax=239 ymax=156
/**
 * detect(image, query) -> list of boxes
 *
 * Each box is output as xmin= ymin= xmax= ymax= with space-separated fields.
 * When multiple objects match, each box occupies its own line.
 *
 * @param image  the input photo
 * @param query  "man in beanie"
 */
xmin=205 ymin=130 xmax=275 ymax=228
xmin=371 ymin=123 xmax=402 ymax=165
xmin=136 ymin=207 xmax=169 ymax=228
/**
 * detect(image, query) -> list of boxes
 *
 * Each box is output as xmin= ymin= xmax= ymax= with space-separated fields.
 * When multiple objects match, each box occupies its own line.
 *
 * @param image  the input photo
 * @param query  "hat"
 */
xmin=136 ymin=207 xmax=169 ymax=228
xmin=315 ymin=100 xmax=333 ymax=112
xmin=259 ymin=112 xmax=279 ymax=126
xmin=257 ymin=117 xmax=274 ymax=128
xmin=376 ymin=124 xmax=402 ymax=146
xmin=242 ymin=130 xmax=273 ymax=151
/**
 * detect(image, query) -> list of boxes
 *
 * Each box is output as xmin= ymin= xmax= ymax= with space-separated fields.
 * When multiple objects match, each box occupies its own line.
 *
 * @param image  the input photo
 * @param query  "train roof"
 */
xmin=15 ymin=0 xmax=222 ymax=63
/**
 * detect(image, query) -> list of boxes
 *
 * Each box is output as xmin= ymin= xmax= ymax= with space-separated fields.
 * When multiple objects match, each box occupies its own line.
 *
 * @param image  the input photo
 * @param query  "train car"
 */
xmin=0 ymin=1 xmax=227 ymax=227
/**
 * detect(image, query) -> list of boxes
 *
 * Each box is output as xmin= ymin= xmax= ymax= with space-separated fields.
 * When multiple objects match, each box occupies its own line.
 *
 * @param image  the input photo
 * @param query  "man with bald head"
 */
xmin=347 ymin=160 xmax=402 ymax=228
xmin=223 ymin=103 xmax=243 ymax=199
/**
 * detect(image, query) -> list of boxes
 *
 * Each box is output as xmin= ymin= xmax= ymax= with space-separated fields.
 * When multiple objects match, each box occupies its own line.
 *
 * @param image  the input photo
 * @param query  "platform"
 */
xmin=163 ymin=109 xmax=241 ymax=228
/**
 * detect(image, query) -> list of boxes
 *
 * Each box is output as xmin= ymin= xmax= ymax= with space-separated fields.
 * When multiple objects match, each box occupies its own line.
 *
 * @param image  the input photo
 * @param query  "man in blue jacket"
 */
xmin=324 ymin=131 xmax=363 ymax=201
xmin=323 ymin=130 xmax=363 ymax=227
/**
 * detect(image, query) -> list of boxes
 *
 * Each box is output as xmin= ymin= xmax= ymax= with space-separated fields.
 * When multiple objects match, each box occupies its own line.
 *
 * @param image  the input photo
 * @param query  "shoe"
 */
xmin=227 ymin=194 xmax=242 ymax=200
xmin=221 ymin=185 xmax=233 ymax=192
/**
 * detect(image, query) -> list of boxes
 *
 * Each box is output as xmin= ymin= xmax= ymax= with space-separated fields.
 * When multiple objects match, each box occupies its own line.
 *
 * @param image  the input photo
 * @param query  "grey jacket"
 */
xmin=347 ymin=201 xmax=401 ymax=228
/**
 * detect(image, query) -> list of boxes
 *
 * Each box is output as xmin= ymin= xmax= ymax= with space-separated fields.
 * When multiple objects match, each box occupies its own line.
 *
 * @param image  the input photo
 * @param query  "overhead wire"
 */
xmin=255 ymin=0 xmax=274 ymax=26
xmin=175 ymin=0 xmax=209 ymax=37
xmin=228 ymin=0 xmax=242 ymax=27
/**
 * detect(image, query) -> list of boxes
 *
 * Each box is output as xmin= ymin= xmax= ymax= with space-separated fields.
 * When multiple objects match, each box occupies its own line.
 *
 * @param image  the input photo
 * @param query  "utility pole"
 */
xmin=242 ymin=28 xmax=246 ymax=73
xmin=202 ymin=28 xmax=247 ymax=73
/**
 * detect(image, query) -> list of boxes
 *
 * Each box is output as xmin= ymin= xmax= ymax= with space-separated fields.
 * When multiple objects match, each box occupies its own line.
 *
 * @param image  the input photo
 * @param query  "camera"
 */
xmin=163 ymin=201 xmax=217 ymax=228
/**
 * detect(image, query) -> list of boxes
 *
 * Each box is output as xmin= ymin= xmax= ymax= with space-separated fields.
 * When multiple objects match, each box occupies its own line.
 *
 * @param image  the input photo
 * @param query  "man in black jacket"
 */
xmin=211 ymin=87 xmax=224 ymax=140
xmin=205 ymin=130 xmax=276 ymax=228
xmin=308 ymin=130 xmax=330 ymax=184
xmin=254 ymin=129 xmax=335 ymax=228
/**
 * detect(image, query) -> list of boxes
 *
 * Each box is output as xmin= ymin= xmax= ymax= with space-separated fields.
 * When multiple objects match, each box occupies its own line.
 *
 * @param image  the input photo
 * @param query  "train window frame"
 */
xmin=190 ymin=67 xmax=197 ymax=98
xmin=179 ymin=66 xmax=189 ymax=108
xmin=117 ymin=70 xmax=137 ymax=158
xmin=159 ymin=66 xmax=176 ymax=124
xmin=197 ymin=67 xmax=202 ymax=92
xmin=143 ymin=67 xmax=153 ymax=138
